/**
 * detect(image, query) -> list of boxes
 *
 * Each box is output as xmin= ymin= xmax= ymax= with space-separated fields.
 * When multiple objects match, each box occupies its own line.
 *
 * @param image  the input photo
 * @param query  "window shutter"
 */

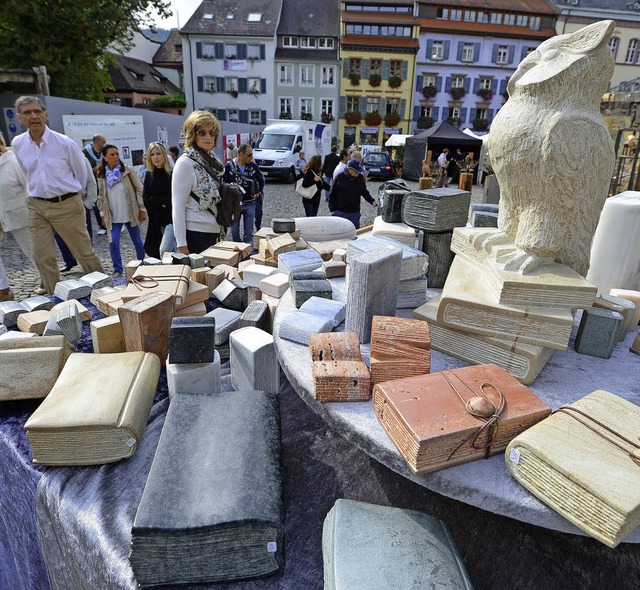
xmin=215 ymin=43 xmax=224 ymax=59
xmin=362 ymin=59 xmax=370 ymax=78
xmin=444 ymin=77 xmax=452 ymax=93
xmin=260 ymin=44 xmax=266 ymax=60
xmin=380 ymin=97 xmax=387 ymax=114
xmin=413 ymin=105 xmax=420 ymax=121
xmin=436 ymin=75 xmax=443 ymax=92
xmin=460 ymin=108 xmax=467 ymax=124
xmin=491 ymin=79 xmax=498 ymax=94
xmin=416 ymin=74 xmax=423 ymax=90
xmin=426 ymin=40 xmax=433 ymax=59
xmin=433 ymin=107 xmax=439 ymax=120
xmin=499 ymin=79 xmax=507 ymax=95
xmin=473 ymin=78 xmax=480 ymax=94
xmin=261 ymin=79 xmax=267 ymax=93
xmin=261 ymin=110 xmax=267 ymax=125
xmin=238 ymin=78 xmax=248 ymax=93
xmin=521 ymin=47 xmax=529 ymax=61
xmin=473 ymin=42 xmax=481 ymax=62
xmin=239 ymin=110 xmax=248 ymax=124
xmin=196 ymin=42 xmax=203 ymax=59
xmin=237 ymin=44 xmax=247 ymax=59
xmin=488 ymin=108 xmax=495 ymax=121
xmin=507 ymin=45 xmax=515 ymax=64
xmin=339 ymin=96 xmax=346 ymax=115
xmin=491 ymin=44 xmax=499 ymax=64
xmin=401 ymin=60 xmax=408 ymax=80
xmin=217 ymin=77 xmax=225 ymax=92
xmin=456 ymin=42 xmax=464 ymax=61
xmin=360 ymin=96 xmax=367 ymax=113
xmin=444 ymin=41 xmax=451 ymax=60
xmin=463 ymin=78 xmax=470 ymax=93
xmin=470 ymin=108 xmax=476 ymax=122
xmin=382 ymin=60 xmax=390 ymax=78
xmin=217 ymin=110 xmax=227 ymax=121
xmin=400 ymin=98 xmax=406 ymax=118
xmin=343 ymin=58 xmax=350 ymax=77
xmin=197 ymin=76 xmax=204 ymax=92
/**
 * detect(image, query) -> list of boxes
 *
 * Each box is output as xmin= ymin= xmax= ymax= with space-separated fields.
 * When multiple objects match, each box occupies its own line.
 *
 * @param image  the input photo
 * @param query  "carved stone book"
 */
xmin=120 ymin=264 xmax=191 ymax=307
xmin=506 ymin=390 xmax=640 ymax=548
xmin=24 ymin=351 xmax=160 ymax=465
xmin=373 ymin=364 xmax=551 ymax=474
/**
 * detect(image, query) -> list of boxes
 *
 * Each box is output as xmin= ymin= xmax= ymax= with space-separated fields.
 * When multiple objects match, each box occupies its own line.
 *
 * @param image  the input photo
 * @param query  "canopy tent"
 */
xmin=402 ymin=121 xmax=483 ymax=181
xmin=384 ymin=134 xmax=412 ymax=147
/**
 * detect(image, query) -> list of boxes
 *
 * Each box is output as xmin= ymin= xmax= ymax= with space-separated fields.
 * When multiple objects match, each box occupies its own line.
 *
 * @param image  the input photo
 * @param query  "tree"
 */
xmin=0 ymin=0 xmax=171 ymax=100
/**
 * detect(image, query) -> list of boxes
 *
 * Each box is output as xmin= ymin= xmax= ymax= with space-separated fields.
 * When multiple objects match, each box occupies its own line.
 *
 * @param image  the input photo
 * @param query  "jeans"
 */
xmin=159 ymin=224 xmax=176 ymax=256
xmin=254 ymin=196 xmax=263 ymax=230
xmin=331 ymin=210 xmax=361 ymax=229
xmin=109 ymin=222 xmax=145 ymax=273
xmin=231 ymin=200 xmax=256 ymax=245
xmin=324 ymin=175 xmax=332 ymax=200
xmin=303 ymin=198 xmax=320 ymax=217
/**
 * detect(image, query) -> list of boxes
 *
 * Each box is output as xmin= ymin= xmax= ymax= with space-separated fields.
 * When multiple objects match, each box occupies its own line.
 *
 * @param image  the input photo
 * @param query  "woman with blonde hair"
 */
xmin=97 ymin=144 xmax=147 ymax=276
xmin=172 ymin=110 xmax=223 ymax=254
xmin=142 ymin=142 xmax=175 ymax=258
xmin=299 ymin=155 xmax=329 ymax=217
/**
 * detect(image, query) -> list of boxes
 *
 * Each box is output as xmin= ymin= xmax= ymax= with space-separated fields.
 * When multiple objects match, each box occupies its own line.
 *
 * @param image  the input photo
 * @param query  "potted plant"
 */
xmin=300 ymin=112 xmax=313 ymax=121
xmin=344 ymin=111 xmax=362 ymax=125
xmin=321 ymin=112 xmax=335 ymax=124
xmin=417 ymin=115 xmax=433 ymax=129
xmin=422 ymin=85 xmax=437 ymax=99
xmin=368 ymin=73 xmax=382 ymax=87
xmin=225 ymin=54 xmax=237 ymax=60
xmin=450 ymin=87 xmax=466 ymax=100
xmin=279 ymin=110 xmax=292 ymax=120
xmin=228 ymin=89 xmax=238 ymax=98
xmin=447 ymin=116 xmax=461 ymax=127
xmin=384 ymin=112 xmax=401 ymax=127
xmin=472 ymin=118 xmax=489 ymax=131
xmin=349 ymin=72 xmax=361 ymax=86
xmin=477 ymin=88 xmax=493 ymax=101
xmin=364 ymin=111 xmax=382 ymax=126
xmin=249 ymin=87 xmax=260 ymax=96
xmin=388 ymin=74 xmax=402 ymax=88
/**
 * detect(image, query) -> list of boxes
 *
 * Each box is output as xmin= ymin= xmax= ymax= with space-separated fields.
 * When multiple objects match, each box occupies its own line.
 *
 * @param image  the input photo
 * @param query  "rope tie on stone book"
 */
xmin=441 ymin=370 xmax=506 ymax=461
xmin=128 ymin=274 xmax=191 ymax=292
xmin=555 ymin=406 xmax=640 ymax=467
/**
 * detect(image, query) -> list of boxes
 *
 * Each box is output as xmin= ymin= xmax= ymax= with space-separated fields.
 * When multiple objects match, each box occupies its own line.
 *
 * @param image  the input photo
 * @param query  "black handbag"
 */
xmin=190 ymin=184 xmax=242 ymax=228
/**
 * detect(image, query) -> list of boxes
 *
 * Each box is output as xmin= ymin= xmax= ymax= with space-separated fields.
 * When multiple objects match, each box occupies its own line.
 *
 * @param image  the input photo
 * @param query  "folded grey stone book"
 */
xmin=323 ymin=499 xmax=474 ymax=590
xmin=130 ymin=390 xmax=284 ymax=587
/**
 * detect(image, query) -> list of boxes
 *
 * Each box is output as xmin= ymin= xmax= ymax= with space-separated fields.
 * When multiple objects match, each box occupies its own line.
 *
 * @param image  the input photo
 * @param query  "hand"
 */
xmin=139 ymin=210 xmax=147 ymax=222
xmin=177 ymin=246 xmax=189 ymax=255
xmin=314 ymin=175 xmax=321 ymax=182
xmin=372 ymin=200 xmax=380 ymax=207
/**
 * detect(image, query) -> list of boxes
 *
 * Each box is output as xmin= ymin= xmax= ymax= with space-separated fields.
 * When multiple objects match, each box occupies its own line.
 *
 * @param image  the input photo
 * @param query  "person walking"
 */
xmin=82 ymin=133 xmax=108 ymax=236
xmin=142 ymin=142 xmax=175 ymax=258
xmin=321 ymin=145 xmax=340 ymax=200
xmin=294 ymin=151 xmax=307 ymax=179
xmin=97 ymin=144 xmax=146 ymax=276
xmin=11 ymin=96 xmax=104 ymax=295
xmin=332 ymin=149 xmax=350 ymax=181
xmin=299 ymin=155 xmax=330 ymax=217
xmin=328 ymin=159 xmax=379 ymax=229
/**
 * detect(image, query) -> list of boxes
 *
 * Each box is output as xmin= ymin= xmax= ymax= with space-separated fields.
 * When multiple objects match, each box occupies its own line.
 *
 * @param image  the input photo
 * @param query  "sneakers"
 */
xmin=97 ymin=229 xmax=107 ymax=235
xmin=0 ymin=289 xmax=15 ymax=302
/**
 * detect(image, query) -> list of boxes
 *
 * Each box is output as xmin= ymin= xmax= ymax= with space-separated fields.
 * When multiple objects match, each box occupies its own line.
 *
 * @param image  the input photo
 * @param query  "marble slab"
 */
xmin=397 ymin=276 xmax=428 ymax=309
xmin=277 ymin=249 xmax=324 ymax=275
xmin=166 ymin=350 xmax=221 ymax=397
xmin=347 ymin=236 xmax=426 ymax=281
xmin=293 ymin=215 xmax=357 ymax=242
xmin=291 ymin=278 xmax=333 ymax=308
xmin=371 ymin=216 xmax=416 ymax=247
xmin=279 ymin=311 xmax=333 ymax=345
xmin=242 ymin=264 xmax=280 ymax=288
xmin=205 ymin=308 xmax=242 ymax=345
xmin=259 ymin=272 xmax=289 ymax=298
xmin=299 ymin=297 xmax=346 ymax=327
xmin=230 ymin=327 xmax=280 ymax=395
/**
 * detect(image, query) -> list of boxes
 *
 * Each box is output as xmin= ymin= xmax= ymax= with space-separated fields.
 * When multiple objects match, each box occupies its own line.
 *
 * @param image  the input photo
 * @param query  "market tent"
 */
xmin=402 ymin=120 xmax=483 ymax=181
xmin=384 ymin=134 xmax=412 ymax=147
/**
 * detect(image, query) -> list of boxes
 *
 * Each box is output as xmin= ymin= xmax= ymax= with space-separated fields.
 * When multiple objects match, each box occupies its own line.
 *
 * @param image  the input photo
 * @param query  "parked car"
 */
xmin=362 ymin=151 xmax=395 ymax=180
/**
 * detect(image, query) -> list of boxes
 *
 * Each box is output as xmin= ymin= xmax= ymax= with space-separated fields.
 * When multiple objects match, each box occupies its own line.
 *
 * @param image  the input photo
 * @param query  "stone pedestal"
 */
xmin=420 ymin=230 xmax=454 ymax=289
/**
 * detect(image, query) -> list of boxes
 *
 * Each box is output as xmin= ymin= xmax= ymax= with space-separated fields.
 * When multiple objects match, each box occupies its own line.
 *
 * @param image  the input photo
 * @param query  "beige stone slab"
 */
xmin=451 ymin=227 xmax=597 ymax=310
xmin=121 ymin=265 xmax=191 ymax=307
xmin=238 ymin=259 xmax=255 ymax=273
xmin=267 ymin=233 xmax=296 ymax=258
xmin=251 ymin=253 xmax=278 ymax=267
xmin=247 ymin=286 xmax=262 ymax=304
xmin=214 ymin=264 xmax=240 ymax=280
xmin=17 ymin=310 xmax=52 ymax=335
xmin=50 ymin=300 xmax=92 ymax=322
xmin=178 ymin=279 xmax=209 ymax=310
xmin=259 ymin=273 xmax=289 ymax=298
xmin=205 ymin=267 xmax=226 ymax=293
xmin=322 ymin=260 xmax=346 ymax=278
xmin=175 ymin=301 xmax=207 ymax=317
xmin=125 ymin=260 xmax=143 ymax=282
xmin=90 ymin=315 xmax=126 ymax=353
xmin=200 ymin=247 xmax=240 ymax=267
xmin=190 ymin=266 xmax=210 ymax=286
xmin=372 ymin=216 xmax=417 ymax=247
xmin=94 ymin=289 xmax=127 ymax=317
xmin=91 ymin=285 xmax=121 ymax=307
xmin=439 ymin=257 xmax=573 ymax=350
xmin=307 ymin=239 xmax=354 ymax=261
xmin=215 ymin=240 xmax=252 ymax=258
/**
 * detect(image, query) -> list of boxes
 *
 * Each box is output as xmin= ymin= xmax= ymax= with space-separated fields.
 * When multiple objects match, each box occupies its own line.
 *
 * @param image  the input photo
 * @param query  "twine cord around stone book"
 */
xmin=555 ymin=405 xmax=640 ymax=467
xmin=128 ymin=274 xmax=190 ymax=291
xmin=441 ymin=370 xmax=506 ymax=461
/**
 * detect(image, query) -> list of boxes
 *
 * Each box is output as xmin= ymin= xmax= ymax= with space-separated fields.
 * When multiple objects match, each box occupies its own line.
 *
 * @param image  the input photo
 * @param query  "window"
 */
xmin=609 ymin=37 xmax=619 ymax=59
xmin=300 ymin=37 xmax=316 ymax=48
xmin=419 ymin=106 xmax=432 ymax=118
xmin=279 ymin=64 xmax=293 ymax=85
xmin=529 ymin=16 xmax=541 ymax=30
xmin=248 ymin=78 xmax=260 ymax=93
xmin=247 ymin=12 xmax=261 ymax=22
xmin=349 ymin=58 xmax=362 ymax=75
xmin=283 ymin=36 xmax=298 ymax=47
xmin=228 ymin=109 xmax=239 ymax=123
xmin=449 ymin=106 xmax=461 ymax=119
xmin=247 ymin=44 xmax=260 ymax=59
xmin=490 ymin=13 xmax=502 ymax=24
xmin=477 ymin=11 xmax=488 ymax=23
xmin=626 ymin=39 xmax=638 ymax=64
xmin=204 ymin=76 xmax=216 ymax=92
xmin=451 ymin=9 xmax=462 ymax=20
xmin=452 ymin=76 xmax=465 ymax=89
xmin=475 ymin=108 xmax=488 ymax=120
xmin=516 ymin=15 xmax=528 ymax=27
xmin=479 ymin=78 xmax=492 ymax=90
xmin=504 ymin=14 xmax=515 ymax=25
xmin=431 ymin=41 xmax=444 ymax=60
xmin=203 ymin=13 xmax=213 ymax=19
xmin=436 ymin=8 xmax=448 ymax=19
xmin=386 ymin=98 xmax=400 ymax=114
xmin=464 ymin=10 xmax=475 ymax=22
xmin=250 ymin=110 xmax=261 ymax=125
xmin=346 ymin=96 xmax=360 ymax=112
xmin=175 ymin=44 xmax=183 ymax=52
xmin=318 ymin=38 xmax=334 ymax=48
xmin=497 ymin=45 xmax=509 ymax=64
xmin=390 ymin=60 xmax=402 ymax=76
xmin=370 ymin=59 xmax=383 ymax=75
xmin=300 ymin=65 xmax=314 ymax=86
xmin=225 ymin=43 xmax=237 ymax=58
xmin=321 ymin=99 xmax=334 ymax=116
xmin=279 ymin=97 xmax=292 ymax=115
xmin=423 ymin=74 xmax=437 ymax=87
xmin=346 ymin=24 xmax=411 ymax=36
xmin=300 ymin=98 xmax=313 ymax=116
xmin=366 ymin=96 xmax=380 ymax=113
xmin=462 ymin=43 xmax=474 ymax=62
xmin=226 ymin=77 xmax=238 ymax=92
xmin=201 ymin=43 xmax=215 ymax=59
xmin=321 ymin=66 xmax=335 ymax=86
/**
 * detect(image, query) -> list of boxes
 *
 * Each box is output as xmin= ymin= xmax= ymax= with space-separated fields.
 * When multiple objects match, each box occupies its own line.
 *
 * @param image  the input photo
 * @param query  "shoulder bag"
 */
xmin=295 ymin=177 xmax=317 ymax=200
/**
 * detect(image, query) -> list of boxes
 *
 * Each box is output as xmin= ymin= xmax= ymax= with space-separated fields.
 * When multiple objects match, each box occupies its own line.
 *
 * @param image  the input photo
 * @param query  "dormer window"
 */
xmin=203 ymin=13 xmax=213 ymax=19
xmin=247 ymin=12 xmax=262 ymax=22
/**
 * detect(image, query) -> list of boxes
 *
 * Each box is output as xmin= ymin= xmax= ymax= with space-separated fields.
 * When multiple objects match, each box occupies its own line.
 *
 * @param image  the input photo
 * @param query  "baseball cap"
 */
xmin=347 ymin=159 xmax=365 ymax=175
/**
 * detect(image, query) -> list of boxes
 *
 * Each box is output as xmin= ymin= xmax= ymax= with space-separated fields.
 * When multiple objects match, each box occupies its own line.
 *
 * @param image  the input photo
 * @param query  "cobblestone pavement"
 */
xmin=2 ymin=179 xmax=483 ymax=301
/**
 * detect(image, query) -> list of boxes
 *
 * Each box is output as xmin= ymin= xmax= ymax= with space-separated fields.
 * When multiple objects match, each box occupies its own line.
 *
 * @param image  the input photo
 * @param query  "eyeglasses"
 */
xmin=19 ymin=109 xmax=44 ymax=115
xmin=196 ymin=130 xmax=217 ymax=137
xmin=242 ymin=151 xmax=253 ymax=157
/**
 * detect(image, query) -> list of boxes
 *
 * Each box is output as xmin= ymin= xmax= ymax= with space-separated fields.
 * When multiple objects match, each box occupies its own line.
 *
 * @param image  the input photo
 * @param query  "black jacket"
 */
xmin=223 ymin=160 xmax=265 ymax=203
xmin=301 ymin=169 xmax=331 ymax=206
xmin=321 ymin=152 xmax=341 ymax=177
xmin=328 ymin=170 xmax=375 ymax=213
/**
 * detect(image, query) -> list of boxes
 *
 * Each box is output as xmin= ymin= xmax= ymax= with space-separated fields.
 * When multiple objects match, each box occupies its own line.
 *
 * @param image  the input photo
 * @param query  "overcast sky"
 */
xmin=151 ymin=0 xmax=201 ymax=29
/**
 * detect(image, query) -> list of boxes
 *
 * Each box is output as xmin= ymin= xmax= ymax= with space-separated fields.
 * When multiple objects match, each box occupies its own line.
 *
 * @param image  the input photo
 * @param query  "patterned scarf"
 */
xmin=105 ymin=166 xmax=123 ymax=189
xmin=184 ymin=146 xmax=224 ymax=211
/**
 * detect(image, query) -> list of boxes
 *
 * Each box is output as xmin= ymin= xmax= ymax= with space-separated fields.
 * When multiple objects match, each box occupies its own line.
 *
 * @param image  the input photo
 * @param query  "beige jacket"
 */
xmin=97 ymin=165 xmax=145 ymax=243
xmin=0 ymin=150 xmax=30 ymax=233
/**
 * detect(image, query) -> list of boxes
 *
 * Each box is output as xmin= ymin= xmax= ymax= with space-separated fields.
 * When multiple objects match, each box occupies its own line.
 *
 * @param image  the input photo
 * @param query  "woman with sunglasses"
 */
xmin=97 ymin=144 xmax=147 ymax=276
xmin=172 ymin=110 xmax=223 ymax=254
xmin=142 ymin=142 xmax=175 ymax=258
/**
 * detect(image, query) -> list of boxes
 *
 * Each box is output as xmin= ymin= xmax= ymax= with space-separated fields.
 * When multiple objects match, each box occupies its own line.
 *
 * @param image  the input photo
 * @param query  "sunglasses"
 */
xmin=196 ymin=130 xmax=217 ymax=137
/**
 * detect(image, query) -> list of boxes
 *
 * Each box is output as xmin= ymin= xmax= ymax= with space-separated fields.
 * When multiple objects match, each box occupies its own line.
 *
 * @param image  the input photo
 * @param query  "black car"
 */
xmin=362 ymin=151 xmax=395 ymax=180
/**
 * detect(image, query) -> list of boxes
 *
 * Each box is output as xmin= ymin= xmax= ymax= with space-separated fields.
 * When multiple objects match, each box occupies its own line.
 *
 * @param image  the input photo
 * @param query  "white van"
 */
xmin=253 ymin=120 xmax=332 ymax=183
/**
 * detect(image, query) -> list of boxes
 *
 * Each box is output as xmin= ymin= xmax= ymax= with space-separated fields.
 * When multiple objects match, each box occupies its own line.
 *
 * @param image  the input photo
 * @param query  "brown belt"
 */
xmin=32 ymin=192 xmax=78 ymax=203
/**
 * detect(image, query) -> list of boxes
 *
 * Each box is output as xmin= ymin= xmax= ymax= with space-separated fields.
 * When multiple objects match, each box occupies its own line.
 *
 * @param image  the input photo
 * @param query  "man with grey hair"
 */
xmin=11 ymin=96 xmax=104 ymax=294
xmin=83 ymin=133 xmax=108 ymax=236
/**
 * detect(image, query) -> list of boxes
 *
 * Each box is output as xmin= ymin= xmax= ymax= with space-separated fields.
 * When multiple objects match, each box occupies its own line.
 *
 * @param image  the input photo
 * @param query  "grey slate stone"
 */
xmin=345 ymin=246 xmax=402 ymax=343
xmin=166 ymin=350 xmax=221 ymax=398
xmin=230 ymin=327 xmax=280 ymax=395
xmin=402 ymin=188 xmax=471 ymax=232
xmin=277 ymin=250 xmax=323 ymax=275
xmin=272 ymin=218 xmax=296 ymax=233
xmin=299 ymin=297 xmax=346 ymax=327
xmin=0 ymin=324 xmax=6 ymax=336
xmin=20 ymin=296 xmax=54 ymax=312
xmin=44 ymin=302 xmax=82 ymax=342
xmin=420 ymin=230 xmax=454 ymax=289
xmin=142 ymin=257 xmax=162 ymax=266
xmin=239 ymin=300 xmax=269 ymax=332
xmin=279 ymin=311 xmax=333 ymax=345
xmin=171 ymin=252 xmax=190 ymax=265
xmin=380 ymin=189 xmax=409 ymax=223
xmin=188 ymin=253 xmax=206 ymax=269
xmin=346 ymin=236 xmax=427 ymax=281
xmin=53 ymin=279 xmax=91 ymax=301
xmin=288 ymin=271 xmax=326 ymax=287
xmin=169 ymin=316 xmax=216 ymax=364
xmin=323 ymin=499 xmax=473 ymax=590
xmin=575 ymin=308 xmax=622 ymax=359
xmin=130 ymin=390 xmax=284 ymax=587
xmin=291 ymin=279 xmax=333 ymax=308
xmin=212 ymin=279 xmax=247 ymax=311
xmin=470 ymin=211 xmax=499 ymax=227
xmin=205 ymin=308 xmax=242 ymax=345
xmin=0 ymin=301 xmax=27 ymax=328
xmin=78 ymin=271 xmax=114 ymax=290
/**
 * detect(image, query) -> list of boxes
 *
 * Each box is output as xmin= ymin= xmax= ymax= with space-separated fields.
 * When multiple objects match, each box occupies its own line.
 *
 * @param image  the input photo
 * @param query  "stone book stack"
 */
xmin=24 ymin=351 xmax=160 ymax=465
xmin=309 ymin=332 xmax=370 ymax=402
xmin=369 ymin=316 xmax=431 ymax=388
xmin=373 ymin=364 xmax=551 ymax=474
xmin=506 ymin=390 xmax=640 ymax=548
xmin=322 ymin=499 xmax=474 ymax=590
xmin=129 ymin=390 xmax=284 ymax=587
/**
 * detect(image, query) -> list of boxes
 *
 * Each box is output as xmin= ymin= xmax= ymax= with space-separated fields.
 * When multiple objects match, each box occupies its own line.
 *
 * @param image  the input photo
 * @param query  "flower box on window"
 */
xmin=344 ymin=111 xmax=362 ymax=125
xmin=417 ymin=115 xmax=434 ymax=129
xmin=364 ymin=111 xmax=382 ymax=126
xmin=228 ymin=90 xmax=239 ymax=98
xmin=321 ymin=112 xmax=335 ymax=124
xmin=279 ymin=111 xmax=292 ymax=120
xmin=249 ymin=87 xmax=260 ymax=96
xmin=300 ymin=112 xmax=313 ymax=121
xmin=384 ymin=112 xmax=401 ymax=127
xmin=349 ymin=72 xmax=361 ymax=86
xmin=388 ymin=75 xmax=402 ymax=88
xmin=477 ymin=88 xmax=493 ymax=101
xmin=422 ymin=85 xmax=437 ymax=99
xmin=368 ymin=73 xmax=382 ymax=87
xmin=450 ymin=87 xmax=466 ymax=100
xmin=447 ymin=116 xmax=461 ymax=127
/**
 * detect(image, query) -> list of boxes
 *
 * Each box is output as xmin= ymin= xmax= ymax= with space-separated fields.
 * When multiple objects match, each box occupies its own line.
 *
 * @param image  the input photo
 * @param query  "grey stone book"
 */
xmin=299 ymin=297 xmax=346 ymax=327
xmin=205 ymin=308 xmax=242 ymax=345
xmin=20 ymin=295 xmax=54 ymax=312
xmin=401 ymin=187 xmax=471 ymax=232
xmin=130 ymin=390 xmax=284 ymax=587
xmin=346 ymin=236 xmax=427 ymax=281
xmin=78 ymin=271 xmax=115 ymax=290
xmin=279 ymin=311 xmax=333 ymax=345
xmin=53 ymin=279 xmax=91 ymax=301
xmin=323 ymin=499 xmax=473 ymax=590
xmin=277 ymin=249 xmax=323 ymax=275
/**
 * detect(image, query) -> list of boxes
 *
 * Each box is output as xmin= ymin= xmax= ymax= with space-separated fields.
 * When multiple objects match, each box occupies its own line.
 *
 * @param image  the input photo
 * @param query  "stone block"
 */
xmin=169 ymin=316 xmax=216 ymax=364
xmin=214 ymin=264 xmax=240 ymax=280
xmin=205 ymin=308 xmax=242 ymax=345
xmin=171 ymin=252 xmax=190 ymax=266
xmin=166 ymin=350 xmax=221 ymax=398
xmin=242 ymin=264 xmax=280 ymax=288
xmin=212 ymin=279 xmax=247 ymax=311
xmin=346 ymin=236 xmax=426 ymax=281
xmin=125 ymin=260 xmax=142 ymax=281
xmin=161 ymin=252 xmax=174 ymax=264
xmin=272 ymin=218 xmax=296 ymax=233
xmin=470 ymin=210 xmax=499 ymax=228
xmin=312 ymin=360 xmax=370 ymax=402
xmin=20 ymin=296 xmax=54 ymax=312
xmin=17 ymin=310 xmax=51 ymax=335
xmin=332 ymin=248 xmax=347 ymax=262
xmin=397 ymin=276 xmax=428 ymax=309
xmin=143 ymin=257 xmax=162 ymax=266
xmin=247 ymin=286 xmax=261 ymax=304
xmin=371 ymin=216 xmax=416 ymax=247
xmin=291 ymin=278 xmax=333 ymax=308
xmin=200 ymin=245 xmax=240 ymax=267
xmin=78 ymin=271 xmax=114 ymax=290
xmin=0 ymin=330 xmax=36 ymax=340
xmin=309 ymin=332 xmax=362 ymax=362
xmin=191 ymin=267 xmax=210 ymax=286
xmin=50 ymin=299 xmax=92 ymax=322
xmin=230 ymin=327 xmax=280 ymax=395
xmin=175 ymin=301 xmax=207 ymax=317
xmin=277 ymin=249 xmax=323 ymax=275
xmin=259 ymin=272 xmax=289 ymax=298
xmin=205 ymin=267 xmax=226 ymax=293
xmin=483 ymin=174 xmax=500 ymax=204
xmin=575 ymin=308 xmax=623 ymax=359
xmin=602 ymin=292 xmax=636 ymax=337
xmin=609 ymin=288 xmax=640 ymax=330
xmin=401 ymin=187 xmax=471 ymax=232
xmin=322 ymin=260 xmax=346 ymax=278
xmin=238 ymin=259 xmax=255 ymax=273
xmin=380 ymin=189 xmax=409 ymax=223
xmin=279 ymin=311 xmax=333 ymax=345
xmin=90 ymin=315 xmax=126 ymax=353
xmin=307 ymin=239 xmax=354 ymax=261
xmin=188 ymin=253 xmax=206 ymax=269
xmin=420 ymin=230 xmax=454 ymax=289
xmin=250 ymin=252 xmax=278 ymax=267
xmin=43 ymin=302 xmax=82 ymax=342
xmin=267 ymin=233 xmax=296 ymax=259
xmin=53 ymin=279 xmax=91 ymax=301
xmin=299 ymin=297 xmax=345 ymax=327
xmin=239 ymin=300 xmax=269 ymax=332
xmin=293 ymin=215 xmax=357 ymax=242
